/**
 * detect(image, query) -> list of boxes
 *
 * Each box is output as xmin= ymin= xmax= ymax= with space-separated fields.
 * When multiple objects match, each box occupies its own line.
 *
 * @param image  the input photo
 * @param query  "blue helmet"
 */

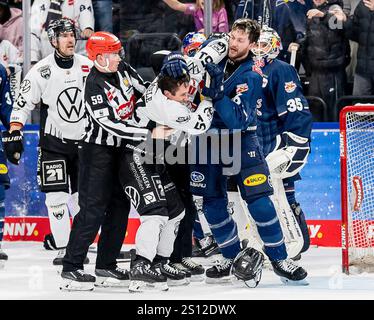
xmin=182 ymin=32 xmax=206 ymax=57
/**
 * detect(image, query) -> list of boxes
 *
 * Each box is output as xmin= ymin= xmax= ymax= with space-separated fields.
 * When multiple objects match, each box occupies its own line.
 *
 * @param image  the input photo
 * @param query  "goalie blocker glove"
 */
xmin=2 ymin=130 xmax=23 ymax=165
xmin=266 ymin=131 xmax=310 ymax=179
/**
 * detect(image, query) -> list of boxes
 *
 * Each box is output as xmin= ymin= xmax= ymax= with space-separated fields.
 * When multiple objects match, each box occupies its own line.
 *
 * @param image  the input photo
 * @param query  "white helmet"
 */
xmin=252 ymin=26 xmax=282 ymax=61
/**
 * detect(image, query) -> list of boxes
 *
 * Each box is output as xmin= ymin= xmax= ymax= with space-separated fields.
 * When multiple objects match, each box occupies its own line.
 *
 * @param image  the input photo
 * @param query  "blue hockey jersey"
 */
xmin=256 ymin=58 xmax=312 ymax=156
xmin=0 ymin=64 xmax=12 ymax=131
xmin=211 ymin=57 xmax=262 ymax=131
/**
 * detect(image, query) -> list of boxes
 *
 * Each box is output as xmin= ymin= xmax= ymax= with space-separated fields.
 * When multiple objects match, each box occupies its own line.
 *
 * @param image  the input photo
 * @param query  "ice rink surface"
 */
xmin=1 ymin=242 xmax=374 ymax=300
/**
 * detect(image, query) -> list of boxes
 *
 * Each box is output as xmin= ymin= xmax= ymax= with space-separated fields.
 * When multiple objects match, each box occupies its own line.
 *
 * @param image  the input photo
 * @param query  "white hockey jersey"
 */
xmin=134 ymin=36 xmax=229 ymax=136
xmin=11 ymin=53 xmax=93 ymax=141
xmin=136 ymin=80 xmax=213 ymax=136
xmin=30 ymin=0 xmax=94 ymax=62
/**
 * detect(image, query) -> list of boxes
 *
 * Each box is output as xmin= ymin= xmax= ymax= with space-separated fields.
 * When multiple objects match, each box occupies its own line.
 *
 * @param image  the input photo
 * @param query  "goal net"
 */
xmin=340 ymin=105 xmax=374 ymax=274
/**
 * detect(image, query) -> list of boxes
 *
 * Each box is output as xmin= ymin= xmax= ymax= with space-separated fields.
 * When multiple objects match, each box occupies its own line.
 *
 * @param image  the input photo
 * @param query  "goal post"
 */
xmin=340 ymin=105 xmax=374 ymax=274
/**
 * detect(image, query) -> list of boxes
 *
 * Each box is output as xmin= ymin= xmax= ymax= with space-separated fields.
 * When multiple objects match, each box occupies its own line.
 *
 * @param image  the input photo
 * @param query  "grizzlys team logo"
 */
xmin=38 ymin=65 xmax=51 ymax=80
xmin=53 ymin=208 xmax=65 ymax=220
xmin=57 ymin=87 xmax=84 ymax=123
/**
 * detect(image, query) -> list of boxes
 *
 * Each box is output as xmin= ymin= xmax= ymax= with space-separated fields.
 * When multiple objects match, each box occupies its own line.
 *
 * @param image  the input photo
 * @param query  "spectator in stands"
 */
xmin=302 ymin=0 xmax=350 ymax=120
xmin=335 ymin=0 xmax=374 ymax=95
xmin=164 ymin=0 xmax=229 ymax=33
xmin=0 ymin=39 xmax=21 ymax=74
xmin=92 ymin=0 xmax=112 ymax=33
xmin=235 ymin=0 xmax=308 ymax=64
xmin=0 ymin=0 xmax=23 ymax=55
xmin=30 ymin=0 xmax=94 ymax=63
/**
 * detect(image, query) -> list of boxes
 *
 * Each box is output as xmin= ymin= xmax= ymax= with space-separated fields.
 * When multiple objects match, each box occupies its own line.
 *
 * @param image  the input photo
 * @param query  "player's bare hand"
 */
xmin=151 ymin=125 xmax=175 ymax=139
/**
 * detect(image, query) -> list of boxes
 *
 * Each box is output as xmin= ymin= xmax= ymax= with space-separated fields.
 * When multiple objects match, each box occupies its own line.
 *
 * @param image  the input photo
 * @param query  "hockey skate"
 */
xmin=53 ymin=248 xmax=89 ymax=266
xmin=192 ymin=235 xmax=221 ymax=258
xmin=95 ymin=267 xmax=130 ymax=288
xmin=60 ymin=270 xmax=95 ymax=291
xmin=152 ymin=259 xmax=189 ymax=287
xmin=0 ymin=248 xmax=8 ymax=269
xmin=271 ymin=259 xmax=308 ymax=285
xmin=205 ymin=255 xmax=233 ymax=284
xmin=171 ymin=257 xmax=205 ymax=282
xmin=129 ymin=258 xmax=168 ymax=293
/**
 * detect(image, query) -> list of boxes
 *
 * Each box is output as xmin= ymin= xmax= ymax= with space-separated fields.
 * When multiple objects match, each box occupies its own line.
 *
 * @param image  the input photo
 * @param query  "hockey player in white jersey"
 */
xmin=3 ymin=18 xmax=93 ymax=265
xmin=30 ymin=0 xmax=94 ymax=63
xmin=124 ymin=41 xmax=228 ymax=290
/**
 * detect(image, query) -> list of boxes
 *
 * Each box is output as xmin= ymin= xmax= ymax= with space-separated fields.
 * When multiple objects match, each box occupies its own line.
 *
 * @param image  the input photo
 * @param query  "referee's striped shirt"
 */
xmin=82 ymin=61 xmax=150 ymax=146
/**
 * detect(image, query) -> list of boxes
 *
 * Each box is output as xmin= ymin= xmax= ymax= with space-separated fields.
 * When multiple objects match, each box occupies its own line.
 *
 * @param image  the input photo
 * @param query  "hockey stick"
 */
xmin=289 ymin=46 xmax=298 ymax=67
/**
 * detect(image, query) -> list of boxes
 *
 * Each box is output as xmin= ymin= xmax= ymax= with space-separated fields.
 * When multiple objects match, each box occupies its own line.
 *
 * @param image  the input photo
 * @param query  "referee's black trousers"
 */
xmin=63 ymin=142 xmax=130 ymax=272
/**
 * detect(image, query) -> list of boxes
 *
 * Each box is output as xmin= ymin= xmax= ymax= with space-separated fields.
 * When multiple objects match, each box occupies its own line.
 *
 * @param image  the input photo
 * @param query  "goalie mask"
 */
xmin=182 ymin=32 xmax=207 ymax=57
xmin=232 ymin=247 xmax=264 ymax=288
xmin=252 ymin=26 xmax=282 ymax=62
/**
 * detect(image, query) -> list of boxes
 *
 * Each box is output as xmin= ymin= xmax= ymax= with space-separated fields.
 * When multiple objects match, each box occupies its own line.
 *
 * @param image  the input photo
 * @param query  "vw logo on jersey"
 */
xmin=20 ymin=79 xmax=31 ymax=93
xmin=125 ymin=186 xmax=140 ymax=209
xmin=190 ymin=171 xmax=205 ymax=183
xmin=57 ymin=87 xmax=85 ymax=123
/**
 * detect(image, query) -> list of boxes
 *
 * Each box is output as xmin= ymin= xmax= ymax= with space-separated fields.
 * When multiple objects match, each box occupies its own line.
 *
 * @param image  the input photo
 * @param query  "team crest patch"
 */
xmin=236 ymin=83 xmax=248 ymax=94
xmin=38 ymin=65 xmax=51 ymax=80
xmin=285 ymin=81 xmax=297 ymax=93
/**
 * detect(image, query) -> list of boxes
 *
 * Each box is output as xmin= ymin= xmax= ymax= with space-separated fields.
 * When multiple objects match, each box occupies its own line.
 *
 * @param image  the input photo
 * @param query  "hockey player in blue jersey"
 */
xmin=190 ymin=18 xmax=308 ymax=286
xmin=0 ymin=63 xmax=14 ymax=267
xmin=252 ymin=26 xmax=312 ymax=256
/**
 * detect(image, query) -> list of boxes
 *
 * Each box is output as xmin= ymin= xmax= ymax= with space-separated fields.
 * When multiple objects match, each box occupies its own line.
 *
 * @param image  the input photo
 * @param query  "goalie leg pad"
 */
xmin=0 ymin=185 xmax=4 ymax=243
xmin=247 ymin=196 xmax=287 ymax=261
xmin=203 ymin=196 xmax=241 ymax=259
xmin=284 ymin=180 xmax=310 ymax=253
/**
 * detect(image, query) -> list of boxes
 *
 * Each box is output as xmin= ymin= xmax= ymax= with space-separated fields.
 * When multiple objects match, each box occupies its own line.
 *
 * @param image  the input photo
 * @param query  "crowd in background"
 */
xmin=1 ymin=0 xmax=374 ymax=121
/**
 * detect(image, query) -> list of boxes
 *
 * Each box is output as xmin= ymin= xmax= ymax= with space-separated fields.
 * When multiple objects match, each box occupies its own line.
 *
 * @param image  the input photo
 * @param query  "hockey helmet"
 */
xmin=252 ymin=26 xmax=282 ymax=61
xmin=232 ymin=247 xmax=264 ymax=288
xmin=86 ymin=31 xmax=123 ymax=61
xmin=182 ymin=32 xmax=206 ymax=57
xmin=47 ymin=18 xmax=77 ymax=45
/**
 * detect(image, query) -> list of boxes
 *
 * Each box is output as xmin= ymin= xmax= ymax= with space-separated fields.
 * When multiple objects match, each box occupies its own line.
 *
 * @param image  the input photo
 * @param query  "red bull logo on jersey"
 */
xmin=243 ymin=174 xmax=267 ymax=186
xmin=284 ymin=81 xmax=297 ymax=93
xmin=236 ymin=83 xmax=248 ymax=94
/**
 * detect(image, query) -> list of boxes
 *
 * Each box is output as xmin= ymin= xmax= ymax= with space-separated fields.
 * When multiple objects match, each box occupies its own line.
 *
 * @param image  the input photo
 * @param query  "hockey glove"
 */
xmin=160 ymin=52 xmax=189 ymax=79
xmin=265 ymin=131 xmax=310 ymax=179
xmin=2 ymin=130 xmax=24 ymax=165
xmin=202 ymin=63 xmax=224 ymax=101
